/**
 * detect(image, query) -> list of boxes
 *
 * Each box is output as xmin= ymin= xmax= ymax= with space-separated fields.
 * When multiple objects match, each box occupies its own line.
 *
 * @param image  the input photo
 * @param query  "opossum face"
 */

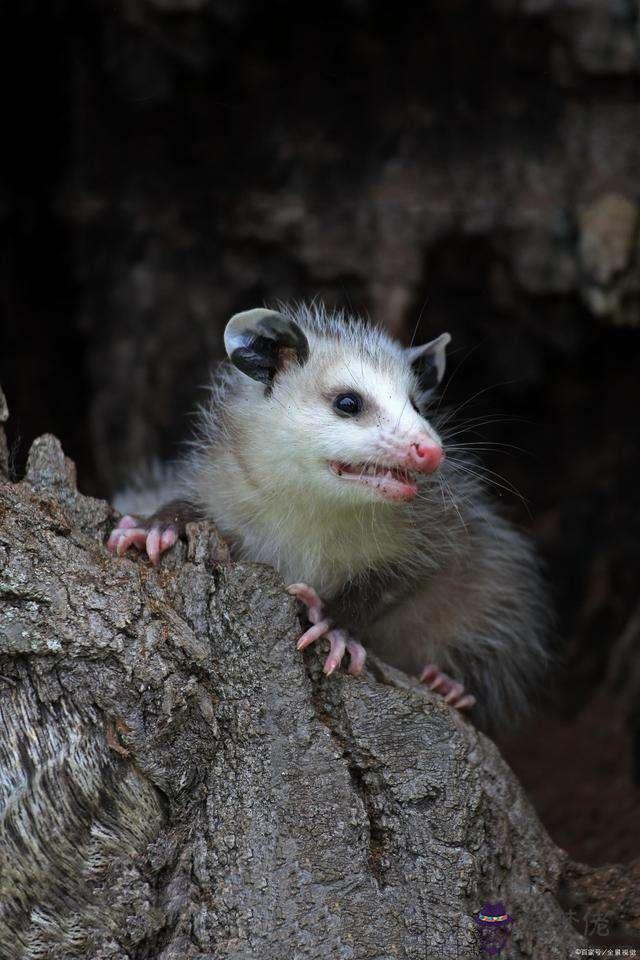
xmin=283 ymin=351 xmax=447 ymax=503
xmin=225 ymin=308 xmax=449 ymax=505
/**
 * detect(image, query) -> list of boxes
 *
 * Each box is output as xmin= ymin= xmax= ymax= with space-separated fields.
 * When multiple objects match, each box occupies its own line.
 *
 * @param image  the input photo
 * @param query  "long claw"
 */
xmin=420 ymin=663 xmax=440 ymax=685
xmin=108 ymin=512 xmax=180 ymax=564
xmin=107 ymin=515 xmax=141 ymax=551
xmin=113 ymin=528 xmax=148 ymax=556
xmin=420 ymin=663 xmax=475 ymax=713
xmin=453 ymin=694 xmax=476 ymax=711
xmin=444 ymin=682 xmax=465 ymax=705
xmin=289 ymin=582 xmax=364 ymax=678
xmin=296 ymin=619 xmax=331 ymax=651
xmin=323 ymin=629 xmax=347 ymax=675
xmin=146 ymin=528 xmax=161 ymax=565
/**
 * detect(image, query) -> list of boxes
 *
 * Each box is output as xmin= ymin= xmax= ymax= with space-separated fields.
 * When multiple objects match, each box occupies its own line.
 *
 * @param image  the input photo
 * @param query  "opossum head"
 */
xmin=224 ymin=306 xmax=449 ymax=505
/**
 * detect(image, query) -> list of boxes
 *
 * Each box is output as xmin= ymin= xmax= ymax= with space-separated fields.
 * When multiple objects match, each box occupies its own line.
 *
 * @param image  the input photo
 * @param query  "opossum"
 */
xmin=108 ymin=303 xmax=549 ymax=727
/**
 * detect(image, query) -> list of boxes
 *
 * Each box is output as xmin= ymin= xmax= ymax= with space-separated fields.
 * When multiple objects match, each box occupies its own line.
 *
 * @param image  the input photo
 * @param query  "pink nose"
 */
xmin=409 ymin=441 xmax=444 ymax=473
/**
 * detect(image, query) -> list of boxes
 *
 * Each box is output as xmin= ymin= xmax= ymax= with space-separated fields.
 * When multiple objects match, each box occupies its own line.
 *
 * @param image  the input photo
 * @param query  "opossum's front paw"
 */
xmin=107 ymin=515 xmax=179 ymax=566
xmin=420 ymin=664 xmax=476 ymax=711
xmin=287 ymin=582 xmax=366 ymax=677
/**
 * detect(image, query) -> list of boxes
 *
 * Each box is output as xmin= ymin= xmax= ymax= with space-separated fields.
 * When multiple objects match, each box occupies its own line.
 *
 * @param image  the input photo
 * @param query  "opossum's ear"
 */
xmin=406 ymin=332 xmax=451 ymax=393
xmin=224 ymin=308 xmax=309 ymax=385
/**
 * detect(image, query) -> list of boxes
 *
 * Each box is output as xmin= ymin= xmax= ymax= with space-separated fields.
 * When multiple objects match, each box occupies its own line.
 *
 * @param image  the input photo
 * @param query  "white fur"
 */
xmin=115 ymin=302 xmax=550 ymax=725
xmin=185 ymin=304 xmax=447 ymax=595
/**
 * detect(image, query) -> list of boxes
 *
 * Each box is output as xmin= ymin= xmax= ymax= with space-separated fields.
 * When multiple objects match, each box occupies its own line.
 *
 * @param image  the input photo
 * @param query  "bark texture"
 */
xmin=1 ymin=0 xmax=639 ymax=922
xmin=0 ymin=420 xmax=599 ymax=959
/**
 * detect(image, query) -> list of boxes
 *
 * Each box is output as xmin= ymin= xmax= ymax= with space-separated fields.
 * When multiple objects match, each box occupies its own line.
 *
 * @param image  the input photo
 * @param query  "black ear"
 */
xmin=224 ymin=308 xmax=309 ymax=385
xmin=406 ymin=333 xmax=451 ymax=393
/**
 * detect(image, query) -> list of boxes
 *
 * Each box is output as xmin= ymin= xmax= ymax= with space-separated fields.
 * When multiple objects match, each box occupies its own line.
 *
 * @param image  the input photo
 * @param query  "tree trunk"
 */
xmin=2 ymin=0 xmax=640 ymax=871
xmin=0 ymin=393 xmax=612 ymax=960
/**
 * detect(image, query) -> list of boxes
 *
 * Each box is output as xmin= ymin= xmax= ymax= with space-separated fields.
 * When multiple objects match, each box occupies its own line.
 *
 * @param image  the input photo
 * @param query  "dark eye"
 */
xmin=333 ymin=392 xmax=363 ymax=417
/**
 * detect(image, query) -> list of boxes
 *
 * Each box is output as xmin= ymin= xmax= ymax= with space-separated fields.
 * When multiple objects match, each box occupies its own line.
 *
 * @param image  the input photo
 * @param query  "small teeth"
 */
xmin=333 ymin=460 xmax=415 ymax=484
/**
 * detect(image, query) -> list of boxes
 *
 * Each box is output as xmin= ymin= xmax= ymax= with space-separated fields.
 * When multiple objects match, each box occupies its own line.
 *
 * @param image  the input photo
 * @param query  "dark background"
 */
xmin=1 ymin=0 xmax=639 ymax=867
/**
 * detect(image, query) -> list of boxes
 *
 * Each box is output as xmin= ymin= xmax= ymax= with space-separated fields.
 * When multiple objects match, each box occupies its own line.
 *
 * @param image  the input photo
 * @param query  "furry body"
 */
xmin=114 ymin=303 xmax=548 ymax=727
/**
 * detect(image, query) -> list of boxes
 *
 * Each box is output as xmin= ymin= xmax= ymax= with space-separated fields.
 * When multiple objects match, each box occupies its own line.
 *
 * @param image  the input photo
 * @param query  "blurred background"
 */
xmin=1 ymin=0 xmax=639 ymax=869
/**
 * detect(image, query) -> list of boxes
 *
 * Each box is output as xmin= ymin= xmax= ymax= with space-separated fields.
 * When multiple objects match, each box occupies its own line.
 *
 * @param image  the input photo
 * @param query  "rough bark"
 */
xmin=0 ymin=423 xmax=599 ymax=959
xmin=1 ymin=3 xmax=639 ymax=941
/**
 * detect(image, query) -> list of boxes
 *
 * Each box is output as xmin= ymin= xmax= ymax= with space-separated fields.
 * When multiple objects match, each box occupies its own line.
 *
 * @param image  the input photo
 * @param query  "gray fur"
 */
xmin=117 ymin=302 xmax=550 ymax=728
xmin=113 ymin=459 xmax=185 ymax=518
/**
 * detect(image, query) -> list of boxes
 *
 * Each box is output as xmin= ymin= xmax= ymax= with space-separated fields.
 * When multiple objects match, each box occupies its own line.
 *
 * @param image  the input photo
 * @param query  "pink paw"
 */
xmin=420 ymin=664 xmax=476 ymax=711
xmin=287 ymin=582 xmax=366 ymax=677
xmin=107 ymin=515 xmax=178 ymax=566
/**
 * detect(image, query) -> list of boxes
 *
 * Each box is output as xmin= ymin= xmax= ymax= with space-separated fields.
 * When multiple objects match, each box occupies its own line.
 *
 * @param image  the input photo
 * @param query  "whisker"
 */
xmin=446 ymin=458 xmax=532 ymax=518
xmin=445 ymin=441 xmax=533 ymax=458
xmin=407 ymin=295 xmax=430 ymax=349
xmin=435 ymin=379 xmax=522 ymax=430
xmin=433 ymin=340 xmax=486 ymax=413
xmin=442 ymin=474 xmax=467 ymax=531
xmin=437 ymin=414 xmax=531 ymax=441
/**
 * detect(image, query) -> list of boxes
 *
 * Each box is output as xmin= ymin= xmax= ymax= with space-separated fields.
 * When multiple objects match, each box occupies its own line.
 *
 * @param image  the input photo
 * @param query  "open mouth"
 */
xmin=328 ymin=460 xmax=419 ymax=502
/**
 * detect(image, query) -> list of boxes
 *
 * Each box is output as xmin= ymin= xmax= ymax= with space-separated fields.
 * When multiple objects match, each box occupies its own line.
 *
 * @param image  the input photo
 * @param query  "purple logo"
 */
xmin=474 ymin=902 xmax=514 ymax=956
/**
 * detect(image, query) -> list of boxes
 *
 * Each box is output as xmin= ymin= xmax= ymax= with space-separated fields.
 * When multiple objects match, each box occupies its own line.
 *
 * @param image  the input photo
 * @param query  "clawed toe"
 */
xmin=443 ymin=681 xmax=465 ymax=704
xmin=145 ymin=526 xmax=178 ymax=565
xmin=287 ymin=582 xmax=324 ymax=624
xmin=107 ymin=515 xmax=178 ymax=565
xmin=288 ymin=582 xmax=367 ymax=676
xmin=452 ymin=693 xmax=476 ymax=710
xmin=420 ymin=663 xmax=476 ymax=712
xmin=346 ymin=639 xmax=366 ymax=676
xmin=323 ymin=629 xmax=347 ymax=675
xmin=296 ymin=618 xmax=332 ymax=651
xmin=107 ymin=525 xmax=148 ymax=556
xmin=322 ymin=632 xmax=367 ymax=676
xmin=321 ymin=630 xmax=367 ymax=676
